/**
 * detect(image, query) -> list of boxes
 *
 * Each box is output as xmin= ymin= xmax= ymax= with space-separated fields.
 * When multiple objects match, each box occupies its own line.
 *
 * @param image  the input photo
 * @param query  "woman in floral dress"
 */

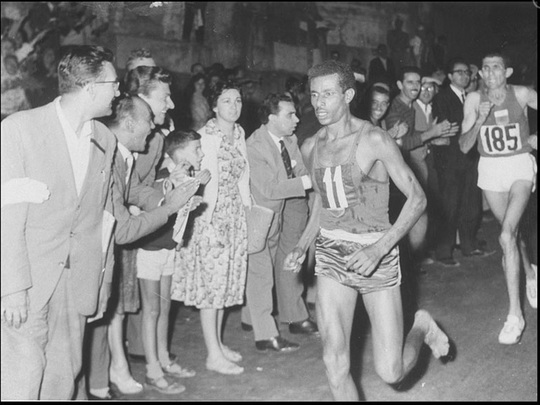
xmin=172 ymin=81 xmax=251 ymax=375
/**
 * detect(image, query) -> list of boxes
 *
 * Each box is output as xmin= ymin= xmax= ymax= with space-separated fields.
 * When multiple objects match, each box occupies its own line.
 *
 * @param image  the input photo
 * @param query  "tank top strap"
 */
xmin=346 ymin=120 xmax=368 ymax=163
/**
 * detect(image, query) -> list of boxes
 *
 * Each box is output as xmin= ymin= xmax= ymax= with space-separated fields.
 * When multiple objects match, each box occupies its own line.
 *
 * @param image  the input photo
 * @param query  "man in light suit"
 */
xmin=1 ymin=45 xmax=120 ymax=400
xmin=242 ymin=94 xmax=316 ymax=353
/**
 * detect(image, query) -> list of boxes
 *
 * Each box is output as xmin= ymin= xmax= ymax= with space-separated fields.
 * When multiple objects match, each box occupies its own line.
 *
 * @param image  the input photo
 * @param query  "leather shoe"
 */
xmin=289 ymin=319 xmax=319 ymax=335
xmin=241 ymin=322 xmax=253 ymax=332
xmin=255 ymin=336 xmax=299 ymax=352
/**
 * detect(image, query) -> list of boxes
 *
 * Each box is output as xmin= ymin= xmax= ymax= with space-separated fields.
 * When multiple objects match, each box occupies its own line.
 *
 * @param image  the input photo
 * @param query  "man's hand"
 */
xmin=164 ymin=178 xmax=199 ymax=215
xmin=283 ymin=247 xmax=306 ymax=273
xmin=388 ymin=121 xmax=408 ymax=140
xmin=1 ymin=290 xmax=29 ymax=328
xmin=87 ymin=281 xmax=111 ymax=323
xmin=195 ymin=169 xmax=211 ymax=186
xmin=434 ymin=119 xmax=459 ymax=138
xmin=345 ymin=244 xmax=385 ymax=277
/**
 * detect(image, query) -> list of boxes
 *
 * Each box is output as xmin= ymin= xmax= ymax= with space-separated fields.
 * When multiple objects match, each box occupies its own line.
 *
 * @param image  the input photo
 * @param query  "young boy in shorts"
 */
xmin=136 ymin=129 xmax=210 ymax=393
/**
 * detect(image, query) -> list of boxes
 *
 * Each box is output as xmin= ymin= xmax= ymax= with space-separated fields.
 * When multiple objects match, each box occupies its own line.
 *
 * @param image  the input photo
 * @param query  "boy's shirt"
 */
xmin=137 ymin=167 xmax=177 ymax=251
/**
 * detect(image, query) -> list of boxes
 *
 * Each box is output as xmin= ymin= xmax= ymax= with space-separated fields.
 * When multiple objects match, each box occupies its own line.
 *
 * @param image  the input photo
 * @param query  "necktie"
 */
xmin=461 ymin=92 xmax=466 ymax=104
xmin=279 ymin=140 xmax=295 ymax=179
xmin=125 ymin=155 xmax=134 ymax=185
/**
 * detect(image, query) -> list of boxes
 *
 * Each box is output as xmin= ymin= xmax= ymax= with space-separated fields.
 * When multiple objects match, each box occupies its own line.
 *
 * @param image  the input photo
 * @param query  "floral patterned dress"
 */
xmin=171 ymin=121 xmax=248 ymax=309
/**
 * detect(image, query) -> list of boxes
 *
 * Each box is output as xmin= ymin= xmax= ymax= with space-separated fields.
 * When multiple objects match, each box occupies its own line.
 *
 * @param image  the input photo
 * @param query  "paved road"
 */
xmin=117 ymin=216 xmax=537 ymax=401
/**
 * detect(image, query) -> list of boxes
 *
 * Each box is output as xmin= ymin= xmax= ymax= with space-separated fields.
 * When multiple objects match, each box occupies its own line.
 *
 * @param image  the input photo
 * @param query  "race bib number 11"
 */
xmin=480 ymin=123 xmax=522 ymax=155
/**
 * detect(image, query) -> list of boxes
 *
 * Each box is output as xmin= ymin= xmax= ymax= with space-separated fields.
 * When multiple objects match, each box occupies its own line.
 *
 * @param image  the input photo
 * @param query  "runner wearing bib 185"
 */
xmin=460 ymin=52 xmax=538 ymax=346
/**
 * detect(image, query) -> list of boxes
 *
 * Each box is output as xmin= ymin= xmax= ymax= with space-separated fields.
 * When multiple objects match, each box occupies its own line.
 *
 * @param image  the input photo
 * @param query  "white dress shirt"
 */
xmin=55 ymin=97 xmax=92 ymax=196
xmin=450 ymin=84 xmax=466 ymax=104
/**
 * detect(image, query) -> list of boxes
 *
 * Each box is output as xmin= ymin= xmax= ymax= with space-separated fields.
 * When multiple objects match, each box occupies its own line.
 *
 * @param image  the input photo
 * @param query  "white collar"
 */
xmin=117 ymin=142 xmax=133 ymax=162
xmin=54 ymin=96 xmax=92 ymax=140
xmin=267 ymin=128 xmax=284 ymax=150
xmin=450 ymin=84 xmax=466 ymax=101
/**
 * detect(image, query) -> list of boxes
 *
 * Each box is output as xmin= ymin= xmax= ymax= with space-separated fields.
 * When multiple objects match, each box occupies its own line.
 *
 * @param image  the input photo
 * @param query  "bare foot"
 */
xmin=206 ymin=357 xmax=244 ymax=375
xmin=221 ymin=345 xmax=242 ymax=362
xmin=415 ymin=309 xmax=450 ymax=359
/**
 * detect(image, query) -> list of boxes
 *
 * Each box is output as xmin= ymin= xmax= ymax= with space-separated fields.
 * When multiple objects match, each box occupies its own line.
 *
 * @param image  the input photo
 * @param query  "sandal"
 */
xmin=145 ymin=375 xmax=186 ymax=395
xmin=162 ymin=361 xmax=197 ymax=378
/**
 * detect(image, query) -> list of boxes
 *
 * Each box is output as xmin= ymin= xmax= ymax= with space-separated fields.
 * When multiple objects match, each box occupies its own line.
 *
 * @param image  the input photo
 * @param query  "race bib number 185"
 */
xmin=480 ymin=123 xmax=521 ymax=155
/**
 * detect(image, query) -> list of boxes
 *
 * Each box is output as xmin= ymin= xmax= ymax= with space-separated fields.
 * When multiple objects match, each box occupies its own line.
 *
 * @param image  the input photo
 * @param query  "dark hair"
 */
xmin=207 ymin=80 xmax=242 ymax=109
xmin=482 ymin=51 xmax=511 ymax=69
xmin=446 ymin=57 xmax=468 ymax=75
xmin=307 ymin=60 xmax=355 ymax=93
xmin=370 ymin=84 xmax=391 ymax=99
xmin=104 ymin=94 xmax=152 ymax=129
xmin=258 ymin=93 xmax=294 ymax=124
xmin=285 ymin=76 xmax=301 ymax=92
xmin=125 ymin=48 xmax=154 ymax=71
xmin=124 ymin=66 xmax=172 ymax=97
xmin=57 ymin=45 xmax=114 ymax=94
xmin=398 ymin=65 xmax=422 ymax=81
xmin=165 ymin=129 xmax=201 ymax=156
xmin=190 ymin=62 xmax=204 ymax=74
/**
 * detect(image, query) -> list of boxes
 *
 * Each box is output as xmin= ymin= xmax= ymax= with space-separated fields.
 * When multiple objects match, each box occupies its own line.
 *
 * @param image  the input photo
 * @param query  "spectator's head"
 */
xmin=190 ymin=62 xmax=205 ymax=76
xmin=446 ymin=57 xmax=470 ymax=90
xmin=258 ymin=93 xmax=298 ymax=137
xmin=397 ymin=66 xmax=421 ymax=102
xmin=165 ymin=129 xmax=204 ymax=170
xmin=394 ymin=17 xmax=403 ymax=30
xmin=188 ymin=72 xmax=207 ymax=96
xmin=124 ymin=66 xmax=174 ymax=126
xmin=105 ymin=94 xmax=155 ymax=153
xmin=285 ymin=76 xmax=302 ymax=94
xmin=377 ymin=44 xmax=388 ymax=58
xmin=125 ymin=48 xmax=156 ymax=72
xmin=419 ymin=77 xmax=440 ymax=104
xmin=368 ymin=83 xmax=391 ymax=124
xmin=330 ymin=50 xmax=340 ymax=61
xmin=209 ymin=81 xmax=243 ymax=123
xmin=57 ymin=45 xmax=119 ymax=116
xmin=465 ymin=64 xmax=480 ymax=93
xmin=41 ymin=47 xmax=58 ymax=71
xmin=3 ymin=54 xmax=19 ymax=75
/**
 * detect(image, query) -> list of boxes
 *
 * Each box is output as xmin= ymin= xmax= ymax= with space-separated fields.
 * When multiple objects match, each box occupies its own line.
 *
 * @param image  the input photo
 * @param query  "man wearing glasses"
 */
xmin=431 ymin=57 xmax=491 ymax=268
xmin=1 ymin=46 xmax=120 ymax=400
xmin=460 ymin=52 xmax=537 ymax=344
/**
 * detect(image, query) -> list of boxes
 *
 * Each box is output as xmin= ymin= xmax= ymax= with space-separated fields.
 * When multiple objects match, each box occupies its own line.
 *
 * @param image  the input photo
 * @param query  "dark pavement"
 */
xmin=113 ymin=216 xmax=537 ymax=401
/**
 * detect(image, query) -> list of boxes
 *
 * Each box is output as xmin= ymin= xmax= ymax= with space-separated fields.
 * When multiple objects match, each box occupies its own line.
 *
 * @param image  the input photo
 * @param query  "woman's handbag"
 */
xmin=246 ymin=196 xmax=274 ymax=254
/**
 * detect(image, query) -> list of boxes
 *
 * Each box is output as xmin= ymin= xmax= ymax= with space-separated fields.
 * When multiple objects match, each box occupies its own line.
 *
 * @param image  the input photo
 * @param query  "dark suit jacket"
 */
xmin=368 ymin=57 xmax=396 ymax=86
xmin=1 ymin=101 xmax=116 ymax=315
xmin=431 ymin=86 xmax=479 ymax=167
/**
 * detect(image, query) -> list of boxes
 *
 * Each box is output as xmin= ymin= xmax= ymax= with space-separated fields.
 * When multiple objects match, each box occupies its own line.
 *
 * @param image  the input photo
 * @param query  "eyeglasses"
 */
xmin=452 ymin=70 xmax=471 ymax=76
xmin=371 ymin=101 xmax=389 ymax=109
xmin=421 ymin=85 xmax=435 ymax=91
xmin=94 ymin=78 xmax=120 ymax=88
